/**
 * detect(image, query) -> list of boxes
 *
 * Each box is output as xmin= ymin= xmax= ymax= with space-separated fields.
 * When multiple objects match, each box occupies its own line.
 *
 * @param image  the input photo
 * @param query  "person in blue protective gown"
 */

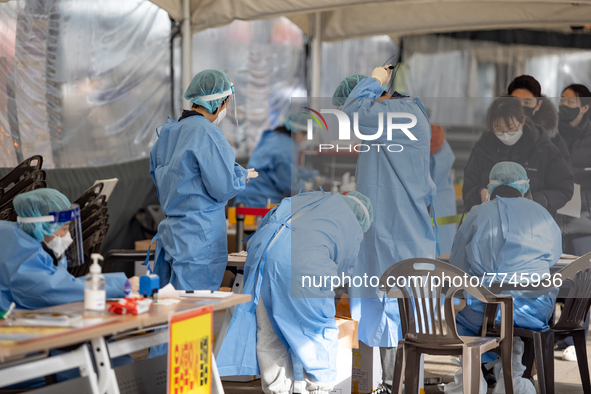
xmin=150 ymin=69 xmax=252 ymax=291
xmin=0 ymin=189 xmax=129 ymax=311
xmin=217 ymin=191 xmax=373 ymax=394
xmin=0 ymin=189 xmax=133 ymax=389
xmin=430 ymin=124 xmax=457 ymax=254
xmin=450 ymin=162 xmax=561 ymax=364
xmin=235 ymin=113 xmax=320 ymax=207
xmin=332 ymin=73 xmax=368 ymax=109
xmin=340 ymin=65 xmax=437 ymax=394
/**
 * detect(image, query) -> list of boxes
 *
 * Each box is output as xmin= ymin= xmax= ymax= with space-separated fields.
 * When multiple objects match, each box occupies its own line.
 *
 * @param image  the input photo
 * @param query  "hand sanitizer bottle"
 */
xmin=85 ymin=253 xmax=106 ymax=313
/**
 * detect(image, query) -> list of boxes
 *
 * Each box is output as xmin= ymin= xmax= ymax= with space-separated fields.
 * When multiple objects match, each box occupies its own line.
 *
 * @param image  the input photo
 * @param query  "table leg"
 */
xmin=212 ymin=354 xmax=225 ymax=394
xmin=213 ymin=273 xmax=243 ymax=357
xmin=91 ymin=337 xmax=121 ymax=394
xmin=0 ymin=345 xmax=100 ymax=393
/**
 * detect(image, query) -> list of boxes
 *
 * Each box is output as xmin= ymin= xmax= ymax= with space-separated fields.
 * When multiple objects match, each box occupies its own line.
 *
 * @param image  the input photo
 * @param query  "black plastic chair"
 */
xmin=69 ymin=225 xmax=110 ymax=277
xmin=0 ymin=180 xmax=47 ymax=213
xmin=0 ymin=207 xmax=15 ymax=221
xmin=74 ymin=183 xmax=104 ymax=209
xmin=0 ymin=155 xmax=43 ymax=191
xmin=483 ymin=251 xmax=591 ymax=394
xmin=81 ymin=207 xmax=108 ymax=232
xmin=379 ymin=258 xmax=514 ymax=394
xmin=82 ymin=217 xmax=109 ymax=241
xmin=79 ymin=195 xmax=107 ymax=220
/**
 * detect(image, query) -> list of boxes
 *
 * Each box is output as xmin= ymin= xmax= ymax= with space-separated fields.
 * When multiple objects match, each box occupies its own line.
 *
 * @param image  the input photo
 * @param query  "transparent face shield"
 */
xmin=17 ymin=204 xmax=84 ymax=268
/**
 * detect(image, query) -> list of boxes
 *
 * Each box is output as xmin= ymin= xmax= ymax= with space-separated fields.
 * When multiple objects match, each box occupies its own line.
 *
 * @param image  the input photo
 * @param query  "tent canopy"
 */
xmin=148 ymin=0 xmax=591 ymax=41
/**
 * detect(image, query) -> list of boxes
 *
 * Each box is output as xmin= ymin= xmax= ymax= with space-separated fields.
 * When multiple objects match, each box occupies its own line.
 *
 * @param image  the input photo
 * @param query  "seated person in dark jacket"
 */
xmin=556 ymin=83 xmax=591 ymax=359
xmin=507 ymin=75 xmax=571 ymax=166
xmin=558 ymin=84 xmax=591 ymax=255
xmin=463 ymin=96 xmax=574 ymax=216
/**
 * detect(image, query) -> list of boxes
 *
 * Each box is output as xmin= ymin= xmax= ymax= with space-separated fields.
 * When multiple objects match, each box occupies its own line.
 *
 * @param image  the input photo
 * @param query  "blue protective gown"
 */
xmin=341 ymin=77 xmax=437 ymax=348
xmin=0 ymin=221 xmax=126 ymax=310
xmin=431 ymin=140 xmax=457 ymax=254
xmin=450 ymin=197 xmax=561 ymax=360
xmin=216 ymin=191 xmax=363 ymax=382
xmin=150 ymin=113 xmax=248 ymax=290
xmin=235 ymin=130 xmax=319 ymax=207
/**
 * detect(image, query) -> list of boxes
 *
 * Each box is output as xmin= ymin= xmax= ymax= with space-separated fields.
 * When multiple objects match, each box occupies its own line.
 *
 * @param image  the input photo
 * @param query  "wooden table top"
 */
xmin=0 ymin=294 xmax=250 ymax=361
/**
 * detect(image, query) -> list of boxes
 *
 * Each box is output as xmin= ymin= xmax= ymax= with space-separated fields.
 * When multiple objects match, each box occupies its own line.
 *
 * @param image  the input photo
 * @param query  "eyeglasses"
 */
xmin=493 ymin=129 xmax=520 ymax=136
xmin=493 ymin=122 xmax=522 ymax=136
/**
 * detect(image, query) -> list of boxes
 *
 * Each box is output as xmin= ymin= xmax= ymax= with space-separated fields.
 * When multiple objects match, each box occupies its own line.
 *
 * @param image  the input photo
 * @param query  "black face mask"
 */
xmin=523 ymin=106 xmax=536 ymax=119
xmin=559 ymin=105 xmax=580 ymax=123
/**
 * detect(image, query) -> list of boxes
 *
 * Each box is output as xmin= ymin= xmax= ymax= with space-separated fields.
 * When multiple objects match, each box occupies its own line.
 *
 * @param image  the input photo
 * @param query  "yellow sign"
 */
xmin=168 ymin=306 xmax=213 ymax=394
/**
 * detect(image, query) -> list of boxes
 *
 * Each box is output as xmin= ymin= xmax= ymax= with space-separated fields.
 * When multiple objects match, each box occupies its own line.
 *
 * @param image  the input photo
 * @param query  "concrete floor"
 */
xmin=222 ymin=339 xmax=591 ymax=394
xmin=421 ymin=343 xmax=590 ymax=393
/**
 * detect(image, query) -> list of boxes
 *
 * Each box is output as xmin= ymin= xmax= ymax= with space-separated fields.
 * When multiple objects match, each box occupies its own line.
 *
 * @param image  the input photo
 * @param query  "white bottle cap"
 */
xmin=90 ymin=253 xmax=104 ymax=274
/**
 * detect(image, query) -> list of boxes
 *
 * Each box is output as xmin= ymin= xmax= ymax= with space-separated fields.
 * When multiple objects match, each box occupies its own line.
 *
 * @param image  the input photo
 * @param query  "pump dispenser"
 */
xmin=85 ymin=253 xmax=106 ymax=312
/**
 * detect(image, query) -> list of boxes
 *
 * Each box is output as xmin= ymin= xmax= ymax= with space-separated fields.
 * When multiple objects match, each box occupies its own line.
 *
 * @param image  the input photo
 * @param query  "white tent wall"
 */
xmin=148 ymin=0 xmax=591 ymax=40
xmin=2 ymin=0 xmax=591 ymax=168
xmin=0 ymin=0 xmax=171 ymax=169
xmin=402 ymin=34 xmax=591 ymax=99
xmin=181 ymin=17 xmax=307 ymax=158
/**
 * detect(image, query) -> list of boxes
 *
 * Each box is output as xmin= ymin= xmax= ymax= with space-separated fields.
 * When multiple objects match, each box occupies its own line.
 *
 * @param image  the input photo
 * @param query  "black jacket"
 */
xmin=532 ymin=97 xmax=571 ymax=166
xmin=463 ymin=122 xmax=574 ymax=215
xmin=560 ymin=117 xmax=591 ymax=189
xmin=557 ymin=116 xmax=591 ymax=235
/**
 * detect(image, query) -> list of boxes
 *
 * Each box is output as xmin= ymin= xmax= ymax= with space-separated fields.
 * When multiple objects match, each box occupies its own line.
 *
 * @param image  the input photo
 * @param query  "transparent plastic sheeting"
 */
xmin=290 ymin=96 xmax=574 ymax=186
xmin=291 ymin=97 xmax=481 ymax=189
xmin=289 ymin=97 xmax=568 ymax=300
xmin=319 ymin=35 xmax=399 ymax=98
xmin=182 ymin=18 xmax=307 ymax=158
xmin=0 ymin=0 xmax=171 ymax=168
xmin=401 ymin=34 xmax=591 ymax=99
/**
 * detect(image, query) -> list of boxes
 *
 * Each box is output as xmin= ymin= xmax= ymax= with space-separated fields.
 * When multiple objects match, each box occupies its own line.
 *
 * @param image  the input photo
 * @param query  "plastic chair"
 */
xmin=81 ymin=207 xmax=108 ymax=231
xmin=82 ymin=216 xmax=109 ymax=240
xmin=74 ymin=183 xmax=104 ymax=209
xmin=0 ymin=207 xmax=15 ymax=221
xmin=69 ymin=225 xmax=109 ymax=277
xmin=0 ymin=180 xmax=47 ymax=213
xmin=379 ymin=258 xmax=514 ymax=394
xmin=0 ymin=169 xmax=45 ymax=205
xmin=80 ymin=195 xmax=107 ymax=220
xmin=0 ymin=155 xmax=43 ymax=191
xmin=483 ymin=252 xmax=591 ymax=394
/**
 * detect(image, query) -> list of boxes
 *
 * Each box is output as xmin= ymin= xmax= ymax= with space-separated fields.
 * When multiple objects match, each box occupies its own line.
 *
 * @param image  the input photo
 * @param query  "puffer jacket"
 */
xmin=463 ymin=121 xmax=574 ymax=216
xmin=558 ymin=116 xmax=591 ymax=235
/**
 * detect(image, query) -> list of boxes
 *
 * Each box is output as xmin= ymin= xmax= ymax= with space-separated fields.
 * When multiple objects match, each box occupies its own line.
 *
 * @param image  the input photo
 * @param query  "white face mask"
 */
xmin=496 ymin=129 xmax=523 ymax=146
xmin=212 ymin=107 xmax=227 ymax=126
xmin=46 ymin=231 xmax=73 ymax=259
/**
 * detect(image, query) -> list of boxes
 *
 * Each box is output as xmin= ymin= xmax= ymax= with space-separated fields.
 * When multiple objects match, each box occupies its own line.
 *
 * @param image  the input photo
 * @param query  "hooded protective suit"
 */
xmin=341 ymin=77 xmax=437 ymax=347
xmin=150 ymin=112 xmax=247 ymax=290
xmin=450 ymin=196 xmax=561 ymax=361
xmin=216 ymin=191 xmax=365 ymax=382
